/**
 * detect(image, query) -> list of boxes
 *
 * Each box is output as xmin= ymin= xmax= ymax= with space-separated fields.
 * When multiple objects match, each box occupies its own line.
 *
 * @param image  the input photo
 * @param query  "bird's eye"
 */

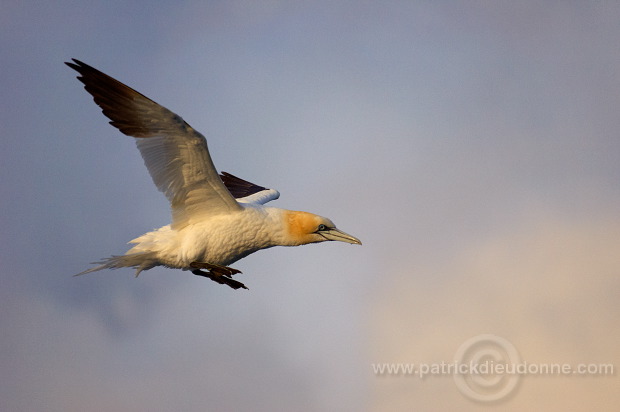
xmin=317 ymin=224 xmax=327 ymax=232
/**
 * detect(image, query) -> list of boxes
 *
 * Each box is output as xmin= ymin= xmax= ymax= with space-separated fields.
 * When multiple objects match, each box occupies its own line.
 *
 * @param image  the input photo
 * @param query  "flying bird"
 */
xmin=66 ymin=59 xmax=361 ymax=290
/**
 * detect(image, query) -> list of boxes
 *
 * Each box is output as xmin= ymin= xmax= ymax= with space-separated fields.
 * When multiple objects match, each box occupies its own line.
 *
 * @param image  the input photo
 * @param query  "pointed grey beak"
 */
xmin=320 ymin=228 xmax=362 ymax=245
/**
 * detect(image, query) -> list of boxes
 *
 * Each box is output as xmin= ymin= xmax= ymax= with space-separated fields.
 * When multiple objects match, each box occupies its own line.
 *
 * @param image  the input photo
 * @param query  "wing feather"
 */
xmin=66 ymin=59 xmax=242 ymax=228
xmin=220 ymin=172 xmax=280 ymax=205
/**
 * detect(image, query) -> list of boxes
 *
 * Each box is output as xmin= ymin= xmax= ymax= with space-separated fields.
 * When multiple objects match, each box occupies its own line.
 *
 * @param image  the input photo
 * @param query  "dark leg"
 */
xmin=190 ymin=261 xmax=242 ymax=277
xmin=192 ymin=263 xmax=247 ymax=289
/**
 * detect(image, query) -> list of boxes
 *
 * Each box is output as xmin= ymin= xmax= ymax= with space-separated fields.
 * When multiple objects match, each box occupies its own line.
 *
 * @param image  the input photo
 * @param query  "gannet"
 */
xmin=66 ymin=59 xmax=361 ymax=290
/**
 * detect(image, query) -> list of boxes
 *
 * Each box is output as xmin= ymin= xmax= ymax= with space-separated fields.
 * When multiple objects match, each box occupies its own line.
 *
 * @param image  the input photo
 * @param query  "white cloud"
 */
xmin=2 ymin=1 xmax=620 ymax=411
xmin=370 ymin=212 xmax=620 ymax=410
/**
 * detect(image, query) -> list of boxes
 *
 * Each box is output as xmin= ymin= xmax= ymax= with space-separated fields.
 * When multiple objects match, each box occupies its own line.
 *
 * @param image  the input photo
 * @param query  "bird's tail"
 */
xmin=76 ymin=252 xmax=159 ymax=277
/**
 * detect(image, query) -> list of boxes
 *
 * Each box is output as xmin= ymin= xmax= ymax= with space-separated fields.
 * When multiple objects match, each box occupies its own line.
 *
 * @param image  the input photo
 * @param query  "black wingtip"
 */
xmin=219 ymin=171 xmax=270 ymax=199
xmin=65 ymin=58 xmax=82 ymax=70
xmin=65 ymin=59 xmax=99 ymax=77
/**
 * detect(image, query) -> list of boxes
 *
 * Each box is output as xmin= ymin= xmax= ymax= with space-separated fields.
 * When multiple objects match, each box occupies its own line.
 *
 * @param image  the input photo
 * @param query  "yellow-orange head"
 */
xmin=283 ymin=210 xmax=361 ymax=246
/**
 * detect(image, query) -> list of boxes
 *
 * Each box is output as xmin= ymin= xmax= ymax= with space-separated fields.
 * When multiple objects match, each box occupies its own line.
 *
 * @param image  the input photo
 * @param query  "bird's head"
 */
xmin=284 ymin=210 xmax=362 ymax=246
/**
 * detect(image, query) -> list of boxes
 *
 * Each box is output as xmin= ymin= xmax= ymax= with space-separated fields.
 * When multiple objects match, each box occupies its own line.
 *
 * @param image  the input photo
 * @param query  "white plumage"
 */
xmin=67 ymin=59 xmax=361 ymax=290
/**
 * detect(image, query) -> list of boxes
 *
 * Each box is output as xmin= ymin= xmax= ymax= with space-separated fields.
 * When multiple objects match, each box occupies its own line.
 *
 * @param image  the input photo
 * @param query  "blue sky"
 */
xmin=1 ymin=1 xmax=619 ymax=410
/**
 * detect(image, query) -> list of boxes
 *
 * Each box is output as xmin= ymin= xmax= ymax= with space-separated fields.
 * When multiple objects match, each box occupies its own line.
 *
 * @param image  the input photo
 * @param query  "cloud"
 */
xmin=2 ymin=1 xmax=620 ymax=411
xmin=369 ymin=211 xmax=620 ymax=410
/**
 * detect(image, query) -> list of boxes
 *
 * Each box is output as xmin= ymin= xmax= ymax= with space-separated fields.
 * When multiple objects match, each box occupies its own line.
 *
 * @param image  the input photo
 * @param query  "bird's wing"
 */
xmin=66 ymin=59 xmax=242 ymax=229
xmin=219 ymin=172 xmax=280 ymax=205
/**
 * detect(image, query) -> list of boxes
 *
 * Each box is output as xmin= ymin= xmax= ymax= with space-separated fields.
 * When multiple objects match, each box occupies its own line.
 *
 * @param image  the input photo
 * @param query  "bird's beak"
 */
xmin=321 ymin=228 xmax=362 ymax=245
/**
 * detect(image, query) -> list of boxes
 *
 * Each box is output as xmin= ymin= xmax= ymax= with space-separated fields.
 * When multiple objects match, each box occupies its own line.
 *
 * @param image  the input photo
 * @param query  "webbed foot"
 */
xmin=190 ymin=261 xmax=242 ymax=276
xmin=190 ymin=262 xmax=247 ymax=290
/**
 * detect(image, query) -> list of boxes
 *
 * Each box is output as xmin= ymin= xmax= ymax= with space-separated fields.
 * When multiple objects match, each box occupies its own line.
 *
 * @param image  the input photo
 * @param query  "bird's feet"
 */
xmin=190 ymin=261 xmax=242 ymax=276
xmin=190 ymin=262 xmax=247 ymax=290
